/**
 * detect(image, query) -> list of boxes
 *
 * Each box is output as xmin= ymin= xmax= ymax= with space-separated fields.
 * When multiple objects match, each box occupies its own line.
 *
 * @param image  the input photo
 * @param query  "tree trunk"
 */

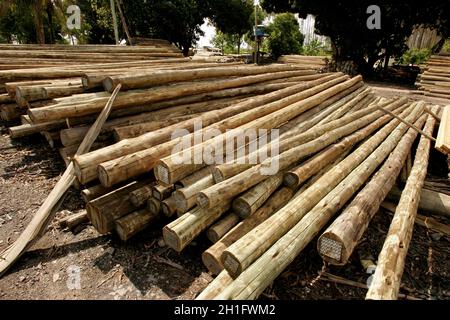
xmin=33 ymin=0 xmax=45 ymax=44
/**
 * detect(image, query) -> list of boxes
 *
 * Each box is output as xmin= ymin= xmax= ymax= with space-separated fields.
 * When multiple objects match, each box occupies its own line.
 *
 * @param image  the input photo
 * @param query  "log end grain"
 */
xmin=154 ymin=162 xmax=171 ymax=185
xmin=283 ymin=172 xmax=300 ymax=189
xmin=231 ymin=198 xmax=251 ymax=218
xmin=147 ymin=197 xmax=162 ymax=215
xmin=196 ymin=192 xmax=210 ymax=208
xmin=163 ymin=225 xmax=182 ymax=252
xmin=221 ymin=250 xmax=242 ymax=279
xmin=212 ymin=167 xmax=226 ymax=183
xmin=317 ymin=232 xmax=348 ymax=266
xmin=202 ymin=246 xmax=226 ymax=275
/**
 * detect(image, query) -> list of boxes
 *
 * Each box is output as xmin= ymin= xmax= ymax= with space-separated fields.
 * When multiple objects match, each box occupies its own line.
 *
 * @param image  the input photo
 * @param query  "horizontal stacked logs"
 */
xmin=416 ymin=54 xmax=450 ymax=99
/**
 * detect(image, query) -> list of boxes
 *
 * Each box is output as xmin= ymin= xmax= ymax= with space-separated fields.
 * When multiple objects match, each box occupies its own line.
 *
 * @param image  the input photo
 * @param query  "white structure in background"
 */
xmin=296 ymin=14 xmax=328 ymax=46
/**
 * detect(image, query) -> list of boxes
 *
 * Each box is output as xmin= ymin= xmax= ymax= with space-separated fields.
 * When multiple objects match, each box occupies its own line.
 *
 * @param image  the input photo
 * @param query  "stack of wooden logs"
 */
xmin=278 ymin=55 xmax=328 ymax=71
xmin=1 ymin=44 xmax=449 ymax=300
xmin=416 ymin=54 xmax=450 ymax=99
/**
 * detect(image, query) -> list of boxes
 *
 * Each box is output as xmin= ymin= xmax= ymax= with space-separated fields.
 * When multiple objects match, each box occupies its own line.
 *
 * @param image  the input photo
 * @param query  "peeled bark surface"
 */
xmin=155 ymin=75 xmax=356 ymax=185
xmin=202 ymin=187 xmax=294 ymax=275
xmin=219 ymin=104 xmax=422 ymax=279
xmin=163 ymin=201 xmax=230 ymax=252
xmin=318 ymin=111 xmax=429 ymax=265
xmin=74 ymin=75 xmax=335 ymax=184
xmin=366 ymin=111 xmax=436 ymax=300
xmin=215 ymin=104 xmax=425 ymax=299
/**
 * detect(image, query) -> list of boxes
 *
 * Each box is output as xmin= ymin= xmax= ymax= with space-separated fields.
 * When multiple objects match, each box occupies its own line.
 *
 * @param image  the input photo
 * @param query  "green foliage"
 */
xmin=398 ymin=48 xmax=432 ymax=65
xmin=442 ymin=39 xmax=450 ymax=53
xmin=122 ymin=0 xmax=211 ymax=55
xmin=267 ymin=13 xmax=304 ymax=58
xmin=261 ymin=0 xmax=450 ymax=75
xmin=0 ymin=0 xmax=65 ymax=44
xmin=211 ymin=31 xmax=239 ymax=54
xmin=302 ymin=39 xmax=328 ymax=56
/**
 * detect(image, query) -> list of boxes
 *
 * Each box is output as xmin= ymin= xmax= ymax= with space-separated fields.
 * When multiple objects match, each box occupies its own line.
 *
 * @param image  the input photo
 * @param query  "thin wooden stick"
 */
xmin=424 ymin=107 xmax=441 ymax=122
xmin=376 ymin=104 xmax=436 ymax=142
xmin=0 ymin=84 xmax=122 ymax=277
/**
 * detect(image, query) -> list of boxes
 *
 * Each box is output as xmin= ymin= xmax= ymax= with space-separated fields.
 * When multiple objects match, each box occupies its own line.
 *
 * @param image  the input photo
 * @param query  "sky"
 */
xmin=197 ymin=19 xmax=216 ymax=48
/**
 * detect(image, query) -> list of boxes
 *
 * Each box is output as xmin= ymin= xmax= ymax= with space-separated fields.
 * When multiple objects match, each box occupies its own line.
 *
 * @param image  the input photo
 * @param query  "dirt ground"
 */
xmin=0 ymin=83 xmax=449 ymax=300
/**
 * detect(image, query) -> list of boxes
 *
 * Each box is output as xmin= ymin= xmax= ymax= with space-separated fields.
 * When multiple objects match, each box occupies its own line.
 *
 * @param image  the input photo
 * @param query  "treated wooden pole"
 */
xmin=215 ymin=104 xmax=425 ymax=299
xmin=115 ymin=208 xmax=158 ymax=241
xmin=163 ymin=202 xmax=231 ymax=252
xmin=202 ymin=187 xmax=294 ymax=275
xmin=207 ymin=213 xmax=241 ymax=243
xmin=197 ymin=99 xmax=408 ymax=209
xmin=74 ymin=75 xmax=338 ymax=184
xmin=366 ymin=110 xmax=436 ymax=300
xmin=318 ymin=111 xmax=431 ymax=265
xmin=219 ymin=104 xmax=423 ymax=279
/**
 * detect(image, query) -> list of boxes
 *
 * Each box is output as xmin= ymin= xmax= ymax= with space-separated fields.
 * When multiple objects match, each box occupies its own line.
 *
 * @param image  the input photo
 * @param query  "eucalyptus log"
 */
xmin=172 ymin=174 xmax=215 ymax=214
xmin=8 ymin=120 xmax=66 ymax=138
xmin=75 ymin=75 xmax=338 ymax=184
xmin=202 ymin=187 xmax=294 ymax=275
xmin=147 ymin=197 xmax=162 ymax=215
xmin=366 ymin=109 xmax=435 ymax=300
xmin=152 ymin=184 xmax=175 ymax=201
xmin=195 ymin=270 xmax=234 ymax=300
xmin=207 ymin=213 xmax=241 ymax=243
xmin=130 ymin=185 xmax=154 ymax=207
xmin=219 ymin=103 xmax=423 ymax=279
xmin=197 ymin=98 xmax=408 ymax=209
xmin=161 ymin=196 xmax=178 ymax=218
xmin=282 ymin=103 xmax=408 ymax=189
xmin=103 ymin=65 xmax=314 ymax=91
xmin=29 ymin=70 xmax=311 ymax=122
xmin=59 ymin=211 xmax=89 ymax=230
xmin=318 ymin=111 xmax=430 ymax=265
xmin=232 ymin=173 xmax=283 ymax=218
xmin=163 ymin=201 xmax=230 ymax=252
xmin=156 ymin=75 xmax=357 ymax=185
xmin=93 ymin=75 xmax=344 ymax=186
xmin=115 ymin=208 xmax=158 ymax=241
xmin=215 ymin=105 xmax=425 ymax=299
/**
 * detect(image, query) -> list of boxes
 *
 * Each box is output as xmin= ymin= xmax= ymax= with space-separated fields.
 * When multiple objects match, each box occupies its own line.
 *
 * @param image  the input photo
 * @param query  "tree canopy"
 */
xmin=261 ymin=0 xmax=450 ymax=74
xmin=209 ymin=0 xmax=254 ymax=54
xmin=266 ymin=13 xmax=304 ymax=58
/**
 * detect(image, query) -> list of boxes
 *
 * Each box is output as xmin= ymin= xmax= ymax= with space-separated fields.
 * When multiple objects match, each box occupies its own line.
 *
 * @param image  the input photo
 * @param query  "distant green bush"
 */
xmin=302 ymin=39 xmax=329 ymax=56
xmin=442 ymin=39 xmax=450 ymax=53
xmin=267 ymin=13 xmax=304 ymax=58
xmin=398 ymin=48 xmax=432 ymax=65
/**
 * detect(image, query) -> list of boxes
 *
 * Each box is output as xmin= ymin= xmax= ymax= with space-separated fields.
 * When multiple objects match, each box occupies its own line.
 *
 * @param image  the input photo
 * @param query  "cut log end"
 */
xmin=103 ymin=77 xmax=115 ymax=93
xmin=163 ymin=225 xmax=182 ymax=252
xmin=147 ymin=197 xmax=161 ymax=215
xmin=212 ymin=167 xmax=225 ymax=183
xmin=221 ymin=251 xmax=242 ymax=279
xmin=232 ymin=198 xmax=251 ymax=218
xmin=283 ymin=172 xmax=300 ymax=189
xmin=202 ymin=249 xmax=224 ymax=275
xmin=196 ymin=192 xmax=210 ymax=208
xmin=98 ymin=165 xmax=113 ymax=188
xmin=155 ymin=163 xmax=171 ymax=184
xmin=317 ymin=233 xmax=347 ymax=266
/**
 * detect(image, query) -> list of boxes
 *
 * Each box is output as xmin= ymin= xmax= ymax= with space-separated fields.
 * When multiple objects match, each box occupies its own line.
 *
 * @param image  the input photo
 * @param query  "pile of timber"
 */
xmin=1 ymin=46 xmax=449 ymax=300
xmin=416 ymin=54 xmax=450 ymax=99
xmin=0 ymin=43 xmax=183 ymax=70
xmin=278 ymin=55 xmax=328 ymax=71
